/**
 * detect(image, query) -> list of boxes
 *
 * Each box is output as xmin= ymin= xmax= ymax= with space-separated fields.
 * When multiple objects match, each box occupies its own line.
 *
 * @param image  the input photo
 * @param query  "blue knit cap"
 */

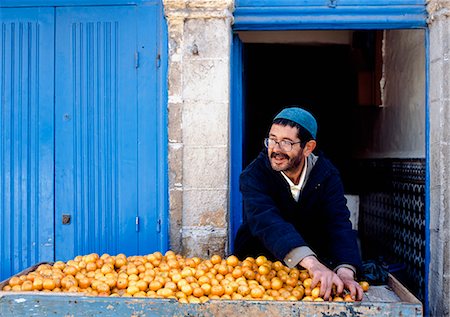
xmin=273 ymin=107 xmax=317 ymax=139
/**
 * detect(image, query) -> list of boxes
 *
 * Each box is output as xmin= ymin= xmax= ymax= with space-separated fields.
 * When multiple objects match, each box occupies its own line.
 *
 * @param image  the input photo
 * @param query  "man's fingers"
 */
xmin=334 ymin=277 xmax=344 ymax=295
xmin=348 ymin=283 xmax=356 ymax=299
xmin=355 ymin=283 xmax=364 ymax=301
xmin=311 ymin=274 xmax=321 ymax=289
xmin=319 ymin=276 xmax=329 ymax=297
xmin=323 ymin=282 xmax=332 ymax=301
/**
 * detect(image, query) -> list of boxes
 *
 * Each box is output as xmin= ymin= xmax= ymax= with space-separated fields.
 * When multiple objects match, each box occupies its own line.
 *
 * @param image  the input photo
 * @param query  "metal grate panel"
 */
xmin=359 ymin=159 xmax=425 ymax=302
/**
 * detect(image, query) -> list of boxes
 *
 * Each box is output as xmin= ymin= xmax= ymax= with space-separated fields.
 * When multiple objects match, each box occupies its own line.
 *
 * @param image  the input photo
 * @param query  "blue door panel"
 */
xmin=0 ymin=8 xmax=55 ymax=280
xmin=55 ymin=5 xmax=161 ymax=260
xmin=136 ymin=5 xmax=161 ymax=254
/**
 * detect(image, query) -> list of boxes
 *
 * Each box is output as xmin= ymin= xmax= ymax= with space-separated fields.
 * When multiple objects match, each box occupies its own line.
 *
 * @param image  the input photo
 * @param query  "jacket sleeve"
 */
xmin=320 ymin=172 xmax=362 ymax=272
xmin=240 ymin=170 xmax=308 ymax=261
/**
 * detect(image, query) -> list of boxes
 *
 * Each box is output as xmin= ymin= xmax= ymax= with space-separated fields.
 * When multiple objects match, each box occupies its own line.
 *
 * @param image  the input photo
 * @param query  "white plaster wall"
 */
xmin=356 ymin=30 xmax=426 ymax=159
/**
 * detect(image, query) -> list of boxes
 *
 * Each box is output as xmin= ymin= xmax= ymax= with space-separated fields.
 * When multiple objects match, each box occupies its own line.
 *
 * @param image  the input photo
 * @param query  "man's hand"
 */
xmin=299 ymin=256 xmax=363 ymax=301
xmin=336 ymin=267 xmax=363 ymax=301
xmin=299 ymin=256 xmax=344 ymax=300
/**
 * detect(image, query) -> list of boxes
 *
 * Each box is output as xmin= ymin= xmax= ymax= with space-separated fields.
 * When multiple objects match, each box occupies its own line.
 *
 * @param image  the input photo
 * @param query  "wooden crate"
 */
xmin=0 ymin=266 xmax=422 ymax=317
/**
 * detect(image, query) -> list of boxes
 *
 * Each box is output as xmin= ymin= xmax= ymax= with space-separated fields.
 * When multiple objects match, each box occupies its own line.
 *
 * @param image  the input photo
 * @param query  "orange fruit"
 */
xmin=250 ymin=287 xmax=264 ymax=298
xmin=181 ymin=284 xmax=193 ymax=296
xmin=311 ymin=286 xmax=321 ymax=298
xmin=192 ymin=287 xmax=204 ymax=297
xmin=226 ymin=255 xmax=239 ymax=267
xmin=149 ymin=280 xmax=163 ymax=291
xmin=271 ymin=278 xmax=283 ymax=290
xmin=359 ymin=281 xmax=370 ymax=292
xmin=210 ymin=255 xmax=222 ymax=265
xmin=21 ymin=281 xmax=33 ymax=291
xmin=210 ymin=285 xmax=225 ymax=297
xmin=43 ymin=279 xmax=56 ymax=291
xmin=303 ymin=278 xmax=312 ymax=289
xmin=344 ymin=294 xmax=354 ymax=302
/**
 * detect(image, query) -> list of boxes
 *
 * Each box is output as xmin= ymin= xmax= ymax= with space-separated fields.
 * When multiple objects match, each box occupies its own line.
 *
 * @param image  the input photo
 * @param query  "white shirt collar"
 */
xmin=281 ymin=158 xmax=308 ymax=202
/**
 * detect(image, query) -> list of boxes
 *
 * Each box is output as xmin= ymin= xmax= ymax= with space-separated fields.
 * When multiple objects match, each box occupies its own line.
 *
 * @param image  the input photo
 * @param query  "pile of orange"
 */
xmin=1 ymin=251 xmax=369 ymax=303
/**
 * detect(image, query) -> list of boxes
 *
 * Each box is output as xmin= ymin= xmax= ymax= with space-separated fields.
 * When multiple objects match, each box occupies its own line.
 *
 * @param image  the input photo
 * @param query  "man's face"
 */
xmin=267 ymin=124 xmax=304 ymax=173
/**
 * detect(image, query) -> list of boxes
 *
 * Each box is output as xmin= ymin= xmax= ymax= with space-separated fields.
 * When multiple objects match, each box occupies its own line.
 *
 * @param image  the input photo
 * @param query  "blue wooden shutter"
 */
xmin=135 ymin=5 xmax=162 ymax=254
xmin=234 ymin=0 xmax=427 ymax=30
xmin=54 ymin=5 xmax=163 ymax=260
xmin=55 ymin=6 xmax=141 ymax=260
xmin=0 ymin=8 xmax=55 ymax=280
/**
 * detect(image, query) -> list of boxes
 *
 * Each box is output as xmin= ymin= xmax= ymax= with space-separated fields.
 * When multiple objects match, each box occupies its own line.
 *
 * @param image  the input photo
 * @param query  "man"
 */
xmin=234 ymin=106 xmax=363 ymax=301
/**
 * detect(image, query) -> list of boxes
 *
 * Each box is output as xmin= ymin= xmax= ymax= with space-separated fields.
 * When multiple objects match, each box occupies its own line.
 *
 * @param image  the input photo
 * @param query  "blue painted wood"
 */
xmin=237 ymin=0 xmax=425 ymax=6
xmin=136 ymin=4 xmax=167 ymax=254
xmin=0 ymin=8 xmax=55 ymax=281
xmin=156 ymin=4 xmax=169 ymax=253
xmin=1 ymin=0 xmax=159 ymax=7
xmin=0 ymin=293 xmax=423 ymax=317
xmin=424 ymin=28 xmax=430 ymax=317
xmin=229 ymin=34 xmax=244 ymax=252
xmin=234 ymin=3 xmax=427 ymax=30
xmin=54 ymin=5 xmax=163 ymax=260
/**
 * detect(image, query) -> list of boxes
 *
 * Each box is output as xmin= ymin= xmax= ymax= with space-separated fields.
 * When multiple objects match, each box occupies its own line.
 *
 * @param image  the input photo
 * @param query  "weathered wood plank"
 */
xmin=0 ymin=293 xmax=422 ymax=317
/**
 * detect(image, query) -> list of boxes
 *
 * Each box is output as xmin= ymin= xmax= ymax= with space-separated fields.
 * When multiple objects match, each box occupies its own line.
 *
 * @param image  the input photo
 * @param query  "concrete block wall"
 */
xmin=428 ymin=1 xmax=450 ymax=315
xmin=163 ymin=0 xmax=233 ymax=258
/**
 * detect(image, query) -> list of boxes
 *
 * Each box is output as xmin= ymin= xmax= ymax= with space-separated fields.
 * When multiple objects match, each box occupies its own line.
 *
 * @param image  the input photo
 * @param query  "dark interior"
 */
xmin=241 ymin=33 xmax=426 ymax=301
xmin=243 ymin=42 xmax=360 ymax=192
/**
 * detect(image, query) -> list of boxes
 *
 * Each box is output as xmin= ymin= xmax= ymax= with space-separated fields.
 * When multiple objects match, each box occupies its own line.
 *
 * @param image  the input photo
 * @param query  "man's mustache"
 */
xmin=271 ymin=152 xmax=289 ymax=160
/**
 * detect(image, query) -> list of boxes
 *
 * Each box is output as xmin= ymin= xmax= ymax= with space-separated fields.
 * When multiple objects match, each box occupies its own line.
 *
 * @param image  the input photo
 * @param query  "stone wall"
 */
xmin=428 ymin=0 xmax=450 ymax=315
xmin=163 ymin=0 xmax=233 ymax=258
xmin=161 ymin=0 xmax=450 ymax=314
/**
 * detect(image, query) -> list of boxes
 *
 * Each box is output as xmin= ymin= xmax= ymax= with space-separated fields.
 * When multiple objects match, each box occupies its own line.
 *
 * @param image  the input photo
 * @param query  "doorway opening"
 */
xmin=239 ymin=29 xmax=426 ymax=301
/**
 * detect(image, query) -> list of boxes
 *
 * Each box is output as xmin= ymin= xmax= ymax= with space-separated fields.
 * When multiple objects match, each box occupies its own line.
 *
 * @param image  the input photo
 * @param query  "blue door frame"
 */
xmin=230 ymin=0 xmax=429 ymax=312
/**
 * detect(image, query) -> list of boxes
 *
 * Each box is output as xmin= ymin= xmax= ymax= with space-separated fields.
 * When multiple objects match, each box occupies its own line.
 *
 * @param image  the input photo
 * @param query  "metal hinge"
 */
xmin=156 ymin=54 xmax=161 ymax=68
xmin=135 ymin=216 xmax=140 ymax=232
xmin=135 ymin=51 xmax=140 ymax=69
xmin=328 ymin=0 xmax=337 ymax=8
xmin=156 ymin=219 xmax=161 ymax=233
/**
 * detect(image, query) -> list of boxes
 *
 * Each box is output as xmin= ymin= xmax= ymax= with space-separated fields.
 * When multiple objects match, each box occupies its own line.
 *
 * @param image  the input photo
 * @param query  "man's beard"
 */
xmin=270 ymin=151 xmax=303 ymax=172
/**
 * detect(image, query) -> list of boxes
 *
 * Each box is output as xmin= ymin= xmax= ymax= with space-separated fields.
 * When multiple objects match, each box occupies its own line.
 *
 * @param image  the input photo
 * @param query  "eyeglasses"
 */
xmin=264 ymin=138 xmax=301 ymax=152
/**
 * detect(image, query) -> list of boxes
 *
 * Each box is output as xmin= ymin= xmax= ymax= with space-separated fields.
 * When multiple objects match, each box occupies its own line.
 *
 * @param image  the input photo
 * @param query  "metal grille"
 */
xmin=359 ymin=159 xmax=425 ymax=302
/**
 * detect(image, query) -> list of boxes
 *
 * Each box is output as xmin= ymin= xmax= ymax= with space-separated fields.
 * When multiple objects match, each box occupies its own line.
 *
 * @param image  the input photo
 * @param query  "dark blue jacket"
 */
xmin=234 ymin=150 xmax=362 ymax=273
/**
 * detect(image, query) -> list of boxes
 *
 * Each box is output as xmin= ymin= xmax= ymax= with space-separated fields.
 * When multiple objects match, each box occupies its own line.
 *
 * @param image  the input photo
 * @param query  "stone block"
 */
xmin=428 ymin=194 xmax=439 ymax=234
xmin=166 ymin=18 xmax=185 ymax=57
xmin=181 ymin=227 xmax=227 ymax=258
xmin=429 ymin=163 xmax=441 ymax=192
xmin=168 ymin=102 xmax=183 ymax=143
xmin=183 ymin=189 xmax=228 ymax=227
xmin=429 ymin=59 xmax=443 ymax=103
xmin=429 ymin=100 xmax=443 ymax=146
xmin=168 ymin=143 xmax=183 ymax=187
xmin=183 ymin=146 xmax=228 ymax=189
xmin=183 ymin=101 xmax=228 ymax=146
xmin=185 ymin=0 xmax=233 ymax=10
xmin=163 ymin=0 xmax=187 ymax=10
xmin=169 ymin=188 xmax=183 ymax=253
xmin=168 ymin=62 xmax=183 ymax=98
xmin=183 ymin=19 xmax=230 ymax=60
xmin=429 ymin=18 xmax=444 ymax=62
xmin=183 ymin=59 xmax=229 ymax=102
